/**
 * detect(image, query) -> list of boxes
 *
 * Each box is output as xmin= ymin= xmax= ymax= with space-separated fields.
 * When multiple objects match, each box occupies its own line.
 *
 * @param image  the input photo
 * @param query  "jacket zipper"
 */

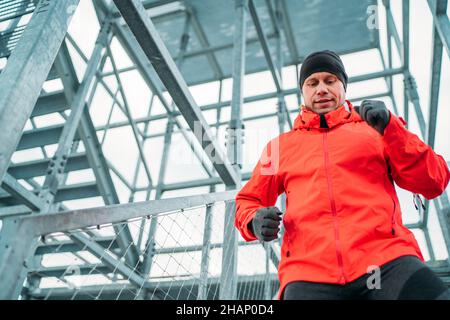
xmin=391 ymin=198 xmax=397 ymax=236
xmin=323 ymin=132 xmax=348 ymax=284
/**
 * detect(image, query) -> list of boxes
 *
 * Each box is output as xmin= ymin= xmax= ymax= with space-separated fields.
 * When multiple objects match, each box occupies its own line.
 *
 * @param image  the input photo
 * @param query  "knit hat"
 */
xmin=299 ymin=50 xmax=348 ymax=91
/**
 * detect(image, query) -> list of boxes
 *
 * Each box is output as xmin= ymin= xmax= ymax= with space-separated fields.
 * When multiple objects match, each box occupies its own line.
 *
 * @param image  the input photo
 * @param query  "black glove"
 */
xmin=248 ymin=206 xmax=282 ymax=242
xmin=354 ymin=100 xmax=391 ymax=135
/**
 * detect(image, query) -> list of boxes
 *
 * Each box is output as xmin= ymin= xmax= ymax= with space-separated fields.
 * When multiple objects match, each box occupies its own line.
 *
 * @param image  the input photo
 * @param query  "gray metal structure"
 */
xmin=0 ymin=0 xmax=448 ymax=299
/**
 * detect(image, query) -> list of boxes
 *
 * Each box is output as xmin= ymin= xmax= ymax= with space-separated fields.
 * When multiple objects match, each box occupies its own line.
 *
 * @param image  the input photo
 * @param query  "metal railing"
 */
xmin=0 ymin=190 xmax=280 ymax=300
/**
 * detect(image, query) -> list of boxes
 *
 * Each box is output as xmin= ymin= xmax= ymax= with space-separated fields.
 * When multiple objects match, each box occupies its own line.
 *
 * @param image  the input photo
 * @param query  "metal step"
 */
xmin=18 ymin=124 xmax=77 ymax=151
xmin=31 ymin=91 xmax=69 ymax=117
xmin=0 ymin=181 xmax=100 ymax=206
xmin=8 ymin=153 xmax=90 ymax=180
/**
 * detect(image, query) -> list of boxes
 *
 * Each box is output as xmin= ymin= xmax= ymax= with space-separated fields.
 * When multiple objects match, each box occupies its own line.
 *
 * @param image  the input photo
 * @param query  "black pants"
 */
xmin=283 ymin=255 xmax=450 ymax=300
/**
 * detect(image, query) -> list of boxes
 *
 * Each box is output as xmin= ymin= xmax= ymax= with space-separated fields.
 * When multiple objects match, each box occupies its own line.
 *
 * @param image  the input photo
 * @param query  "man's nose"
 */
xmin=316 ymin=82 xmax=329 ymax=95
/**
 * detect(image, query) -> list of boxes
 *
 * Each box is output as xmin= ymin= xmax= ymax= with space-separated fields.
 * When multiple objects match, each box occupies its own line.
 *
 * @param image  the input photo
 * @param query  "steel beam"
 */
xmin=35 ymin=236 xmax=118 ymax=256
xmin=197 ymin=186 xmax=214 ymax=300
xmin=112 ymin=0 xmax=240 ymax=186
xmin=427 ymin=0 xmax=446 ymax=149
xmin=0 ymin=205 xmax=32 ymax=218
xmin=0 ymin=181 xmax=101 ymax=205
xmin=139 ymin=15 xmax=192 ymax=298
xmin=18 ymin=124 xmax=67 ymax=150
xmin=54 ymin=35 xmax=140 ymax=267
xmin=31 ymin=91 xmax=68 ymax=117
xmin=428 ymin=0 xmax=450 ymax=57
xmin=21 ymin=191 xmax=237 ymax=236
xmin=421 ymin=3 xmax=446 ymax=259
xmin=1 ymin=173 xmax=43 ymax=211
xmin=69 ymin=233 xmax=149 ymax=292
xmin=277 ymin=0 xmax=299 ymax=62
xmin=8 ymin=153 xmax=89 ymax=180
xmin=220 ymin=0 xmax=248 ymax=300
xmin=188 ymin=8 xmax=223 ymax=79
xmin=248 ymin=0 xmax=292 ymax=130
xmin=103 ymin=5 xmax=214 ymax=179
xmin=384 ymin=0 xmax=402 ymax=60
xmin=0 ymin=0 xmax=79 ymax=185
xmin=403 ymin=0 xmax=410 ymax=123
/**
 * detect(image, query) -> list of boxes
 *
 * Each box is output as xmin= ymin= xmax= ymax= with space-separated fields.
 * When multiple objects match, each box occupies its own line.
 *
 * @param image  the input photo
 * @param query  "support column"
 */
xmin=198 ymin=185 xmax=215 ymax=300
xmin=220 ymin=0 xmax=247 ymax=300
xmin=138 ymin=13 xmax=192 ymax=299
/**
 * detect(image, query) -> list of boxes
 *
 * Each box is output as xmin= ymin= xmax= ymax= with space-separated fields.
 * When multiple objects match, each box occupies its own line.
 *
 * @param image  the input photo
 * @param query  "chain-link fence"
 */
xmin=9 ymin=191 xmax=279 ymax=300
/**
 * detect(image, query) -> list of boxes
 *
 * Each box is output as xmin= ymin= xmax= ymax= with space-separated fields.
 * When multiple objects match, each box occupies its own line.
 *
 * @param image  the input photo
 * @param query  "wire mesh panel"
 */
xmin=25 ymin=198 xmax=278 ymax=300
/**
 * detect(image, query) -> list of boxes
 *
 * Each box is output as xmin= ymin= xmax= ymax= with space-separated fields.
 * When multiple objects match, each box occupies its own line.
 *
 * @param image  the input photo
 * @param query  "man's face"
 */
xmin=301 ymin=72 xmax=346 ymax=114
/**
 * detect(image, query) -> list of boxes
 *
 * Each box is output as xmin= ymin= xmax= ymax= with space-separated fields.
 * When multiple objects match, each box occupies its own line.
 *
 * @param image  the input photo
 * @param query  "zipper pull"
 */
xmin=391 ymin=228 xmax=396 ymax=236
xmin=413 ymin=193 xmax=426 ymax=211
xmin=413 ymin=194 xmax=419 ymax=210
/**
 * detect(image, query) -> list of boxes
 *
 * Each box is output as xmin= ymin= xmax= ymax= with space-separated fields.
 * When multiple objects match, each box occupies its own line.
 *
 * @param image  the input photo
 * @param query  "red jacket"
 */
xmin=234 ymin=101 xmax=449 ymax=300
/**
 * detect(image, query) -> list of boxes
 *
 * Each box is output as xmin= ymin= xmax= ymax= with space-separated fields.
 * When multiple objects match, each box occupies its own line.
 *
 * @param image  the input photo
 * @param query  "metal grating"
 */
xmin=0 ymin=0 xmax=36 ymax=58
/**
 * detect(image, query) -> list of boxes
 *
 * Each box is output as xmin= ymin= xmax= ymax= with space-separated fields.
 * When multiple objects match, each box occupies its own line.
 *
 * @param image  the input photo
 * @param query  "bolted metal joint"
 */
xmin=404 ymin=74 xmax=419 ymax=100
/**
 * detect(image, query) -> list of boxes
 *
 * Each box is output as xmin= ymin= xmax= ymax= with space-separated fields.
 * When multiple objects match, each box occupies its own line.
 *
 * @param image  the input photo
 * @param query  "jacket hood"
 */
xmin=293 ymin=100 xmax=363 ymax=130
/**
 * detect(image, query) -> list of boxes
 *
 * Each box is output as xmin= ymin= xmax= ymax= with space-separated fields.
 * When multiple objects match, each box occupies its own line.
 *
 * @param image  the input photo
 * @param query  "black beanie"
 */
xmin=299 ymin=50 xmax=348 ymax=91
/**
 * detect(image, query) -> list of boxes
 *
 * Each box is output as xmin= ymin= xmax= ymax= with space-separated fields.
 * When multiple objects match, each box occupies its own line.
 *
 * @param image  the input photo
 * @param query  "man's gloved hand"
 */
xmin=248 ymin=206 xmax=282 ymax=242
xmin=354 ymin=100 xmax=391 ymax=135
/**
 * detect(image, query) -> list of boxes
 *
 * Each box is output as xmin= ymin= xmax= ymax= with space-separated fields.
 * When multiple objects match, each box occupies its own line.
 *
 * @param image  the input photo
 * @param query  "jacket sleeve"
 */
xmin=383 ymin=112 xmax=450 ymax=200
xmin=234 ymin=140 xmax=285 ymax=241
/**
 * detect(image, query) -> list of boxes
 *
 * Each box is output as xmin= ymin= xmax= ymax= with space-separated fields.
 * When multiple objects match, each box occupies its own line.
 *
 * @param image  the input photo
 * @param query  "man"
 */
xmin=234 ymin=50 xmax=450 ymax=300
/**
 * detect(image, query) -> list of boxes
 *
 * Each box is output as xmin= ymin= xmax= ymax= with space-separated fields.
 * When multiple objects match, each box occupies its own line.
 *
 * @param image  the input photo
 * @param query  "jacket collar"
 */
xmin=293 ymin=100 xmax=363 ymax=130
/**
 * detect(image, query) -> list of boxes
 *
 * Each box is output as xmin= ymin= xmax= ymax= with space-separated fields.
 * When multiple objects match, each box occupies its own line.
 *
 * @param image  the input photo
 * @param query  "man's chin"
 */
xmin=313 ymin=105 xmax=338 ymax=114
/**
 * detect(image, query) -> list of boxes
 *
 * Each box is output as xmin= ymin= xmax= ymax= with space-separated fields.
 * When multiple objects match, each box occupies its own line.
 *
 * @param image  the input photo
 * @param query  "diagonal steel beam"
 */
xmin=427 ymin=0 xmax=446 ymax=149
xmin=112 ymin=0 xmax=239 ymax=187
xmin=187 ymin=7 xmax=224 ymax=79
xmin=0 ymin=0 xmax=79 ymax=185
xmin=98 ymin=3 xmax=215 ymax=178
xmin=1 ymin=173 xmax=43 ymax=211
xmin=277 ymin=0 xmax=299 ymax=62
xmin=37 ymin=21 xmax=112 ymax=212
xmin=428 ymin=0 xmax=450 ymax=57
xmin=69 ymin=233 xmax=150 ymax=292
xmin=248 ymin=0 xmax=292 ymax=130
xmin=384 ymin=0 xmax=402 ymax=61
xmin=139 ymin=14 xmax=193 ymax=285
xmin=54 ymin=39 xmax=140 ymax=267
xmin=421 ymin=0 xmax=447 ymax=259
xmin=402 ymin=0 xmax=410 ymax=123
